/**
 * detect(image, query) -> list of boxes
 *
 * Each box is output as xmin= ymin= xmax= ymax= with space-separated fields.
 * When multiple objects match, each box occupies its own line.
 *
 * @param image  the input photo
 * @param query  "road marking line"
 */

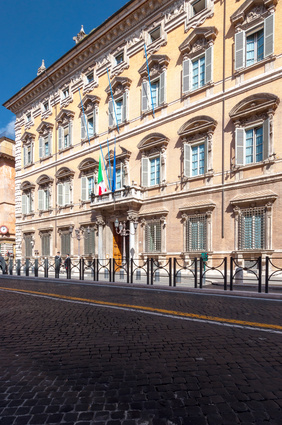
xmin=0 ymin=286 xmax=281 ymax=332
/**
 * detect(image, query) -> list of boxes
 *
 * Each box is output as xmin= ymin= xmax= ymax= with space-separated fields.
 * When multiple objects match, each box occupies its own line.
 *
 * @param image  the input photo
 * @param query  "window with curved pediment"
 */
xmin=21 ymin=181 xmax=35 ymax=215
xmin=21 ymin=132 xmax=35 ymax=168
xmin=138 ymin=134 xmax=168 ymax=188
xmin=179 ymin=27 xmax=217 ymax=96
xmin=178 ymin=116 xmax=216 ymax=179
xmin=138 ymin=55 xmax=170 ymax=114
xmin=78 ymin=95 xmax=100 ymax=142
xmin=56 ymin=167 xmax=74 ymax=207
xmin=231 ymin=0 xmax=276 ymax=72
xmin=229 ymin=93 xmax=279 ymax=167
xmin=36 ymin=175 xmax=53 ymax=212
xmin=105 ymin=146 xmax=131 ymax=191
xmin=78 ymin=158 xmax=98 ymax=202
xmin=56 ymin=109 xmax=75 ymax=151
xmin=105 ymin=76 xmax=131 ymax=129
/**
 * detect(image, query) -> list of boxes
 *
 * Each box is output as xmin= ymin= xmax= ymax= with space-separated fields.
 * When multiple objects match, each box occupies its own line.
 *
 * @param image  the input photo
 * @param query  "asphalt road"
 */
xmin=0 ymin=276 xmax=281 ymax=425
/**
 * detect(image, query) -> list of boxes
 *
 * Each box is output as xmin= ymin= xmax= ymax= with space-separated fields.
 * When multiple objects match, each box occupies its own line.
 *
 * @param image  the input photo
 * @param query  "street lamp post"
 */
xmin=114 ymin=219 xmax=138 ymax=267
xmin=69 ymin=225 xmax=90 ymax=257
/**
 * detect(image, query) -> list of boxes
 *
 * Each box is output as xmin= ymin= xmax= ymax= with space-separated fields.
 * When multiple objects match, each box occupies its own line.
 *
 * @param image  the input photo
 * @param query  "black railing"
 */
xmin=1 ymin=256 xmax=282 ymax=293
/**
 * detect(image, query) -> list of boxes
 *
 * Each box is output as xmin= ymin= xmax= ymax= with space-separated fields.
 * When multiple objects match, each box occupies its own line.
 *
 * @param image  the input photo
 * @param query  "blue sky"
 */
xmin=0 ymin=0 xmax=128 ymax=139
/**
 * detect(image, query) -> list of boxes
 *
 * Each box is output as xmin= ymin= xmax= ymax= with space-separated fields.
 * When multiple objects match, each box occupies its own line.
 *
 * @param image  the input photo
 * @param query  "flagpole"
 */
xmin=99 ymin=145 xmax=111 ymax=190
xmin=106 ymin=139 xmax=112 ymax=190
xmin=144 ymin=43 xmax=155 ymax=118
xmin=78 ymin=88 xmax=91 ymax=145
xmin=106 ymin=68 xmax=120 ymax=133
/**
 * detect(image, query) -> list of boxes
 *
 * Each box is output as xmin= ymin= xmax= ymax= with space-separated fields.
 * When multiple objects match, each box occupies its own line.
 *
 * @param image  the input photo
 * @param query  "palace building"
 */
xmin=3 ymin=0 xmax=282 ymax=266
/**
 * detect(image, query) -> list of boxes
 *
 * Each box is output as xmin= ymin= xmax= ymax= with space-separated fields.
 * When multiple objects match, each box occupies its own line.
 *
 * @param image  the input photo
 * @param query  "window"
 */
xmin=62 ymin=88 xmax=69 ymax=99
xmin=239 ymin=208 xmax=265 ymax=250
xmin=234 ymin=15 xmax=274 ymax=71
xmin=150 ymin=27 xmax=161 ymax=43
xmin=41 ymin=233 xmax=51 ymax=256
xmin=186 ymin=215 xmax=207 ymax=251
xmin=116 ymin=165 xmax=125 ymax=190
xmin=57 ymin=182 xmax=71 ymax=207
xmin=182 ymin=47 xmax=212 ymax=94
xmin=23 ymin=144 xmax=33 ymax=166
xmin=235 ymin=122 xmax=267 ymax=166
xmin=81 ymin=175 xmax=95 ymax=201
xmin=84 ymin=228 xmax=95 ymax=255
xmin=183 ymin=140 xmax=207 ymax=178
xmin=39 ymin=134 xmax=51 ymax=159
xmin=142 ymin=155 xmax=161 ymax=187
xmin=58 ymin=123 xmax=72 ymax=149
xmin=191 ymin=0 xmax=206 ymax=16
xmin=81 ymin=112 xmax=96 ymax=140
xmin=86 ymin=72 xmax=94 ymax=83
xmin=192 ymin=56 xmax=205 ymax=90
xmin=26 ymin=113 xmax=31 ymax=122
xmin=22 ymin=192 xmax=33 ymax=215
xmin=115 ymin=52 xmax=124 ymax=65
xmin=43 ymin=101 xmax=49 ymax=112
xmin=24 ymin=235 xmax=33 ymax=257
xmin=109 ymin=93 xmax=127 ymax=127
xmin=145 ymin=221 xmax=161 ymax=252
xmin=61 ymin=232 xmax=71 ymax=256
xmin=38 ymin=188 xmax=50 ymax=211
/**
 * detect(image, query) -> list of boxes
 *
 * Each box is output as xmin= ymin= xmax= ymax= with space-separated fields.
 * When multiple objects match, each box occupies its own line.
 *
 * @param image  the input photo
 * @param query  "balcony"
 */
xmin=90 ymin=185 xmax=143 ymax=211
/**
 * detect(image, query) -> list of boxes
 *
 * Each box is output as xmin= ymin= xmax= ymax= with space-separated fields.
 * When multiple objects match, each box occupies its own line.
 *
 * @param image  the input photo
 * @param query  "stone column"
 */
xmin=96 ymin=216 xmax=105 ymax=259
xmin=127 ymin=211 xmax=138 ymax=259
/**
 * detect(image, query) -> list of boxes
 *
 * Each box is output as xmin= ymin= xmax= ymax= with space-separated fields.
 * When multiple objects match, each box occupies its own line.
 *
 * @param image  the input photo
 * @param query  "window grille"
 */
xmin=24 ymin=235 xmax=33 ymax=257
xmin=61 ymin=232 xmax=71 ymax=256
xmin=239 ymin=207 xmax=265 ymax=250
xmin=145 ymin=221 xmax=161 ymax=252
xmin=41 ymin=234 xmax=50 ymax=256
xmin=84 ymin=228 xmax=95 ymax=255
xmin=186 ymin=215 xmax=207 ymax=251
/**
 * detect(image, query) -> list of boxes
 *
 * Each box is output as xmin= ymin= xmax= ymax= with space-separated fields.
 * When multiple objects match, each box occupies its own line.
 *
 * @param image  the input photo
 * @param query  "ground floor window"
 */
xmin=24 ymin=235 xmax=33 ymax=257
xmin=239 ymin=207 xmax=265 ymax=250
xmin=145 ymin=221 xmax=161 ymax=253
xmin=61 ymin=232 xmax=71 ymax=256
xmin=41 ymin=233 xmax=51 ymax=256
xmin=84 ymin=228 xmax=95 ymax=255
xmin=186 ymin=214 xmax=207 ymax=251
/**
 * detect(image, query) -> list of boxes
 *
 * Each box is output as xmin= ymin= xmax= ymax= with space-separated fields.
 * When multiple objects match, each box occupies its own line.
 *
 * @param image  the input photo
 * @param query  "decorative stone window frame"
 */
xmin=179 ymin=26 xmax=217 ymax=97
xmin=138 ymin=55 xmax=170 ymax=115
xmin=230 ymin=0 xmax=277 ymax=74
xmin=41 ymin=98 xmax=51 ymax=119
xmin=139 ymin=208 xmax=168 ymax=261
xmin=60 ymin=83 xmax=73 ymax=108
xmin=36 ymin=121 xmax=53 ymax=161
xmin=105 ymin=146 xmax=131 ymax=190
xmin=82 ymin=66 xmax=98 ymax=94
xmin=21 ymin=131 xmax=35 ymax=168
xmin=230 ymin=190 xmax=277 ymax=254
xmin=25 ymin=110 xmax=34 ymax=130
xmin=110 ymin=45 xmax=129 ymax=77
xmin=78 ymin=95 xmax=100 ymax=143
xmin=80 ymin=222 xmax=97 ymax=258
xmin=58 ymin=226 xmax=73 ymax=256
xmin=38 ymin=228 xmax=53 ymax=257
xmin=105 ymin=76 xmax=131 ymax=130
xmin=55 ymin=167 xmax=75 ymax=210
xmin=21 ymin=180 xmax=35 ymax=217
xmin=178 ymin=116 xmax=216 ymax=182
xmin=138 ymin=133 xmax=169 ymax=188
xmin=55 ymin=109 xmax=75 ymax=152
xmin=36 ymin=174 xmax=53 ymax=214
xmin=179 ymin=201 xmax=215 ymax=260
xmin=229 ymin=93 xmax=279 ymax=169
xmin=145 ymin=20 xmax=167 ymax=55
xmin=185 ymin=0 xmax=215 ymax=31
xmin=78 ymin=158 xmax=98 ymax=204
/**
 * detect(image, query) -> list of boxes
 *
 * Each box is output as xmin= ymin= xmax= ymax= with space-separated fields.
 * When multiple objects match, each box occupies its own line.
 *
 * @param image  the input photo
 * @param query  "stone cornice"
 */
xmin=3 ymin=0 xmax=171 ymax=115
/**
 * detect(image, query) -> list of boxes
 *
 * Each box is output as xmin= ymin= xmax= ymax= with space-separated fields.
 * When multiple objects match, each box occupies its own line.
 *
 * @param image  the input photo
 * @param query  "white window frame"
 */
xmin=81 ymin=111 xmax=96 ymax=141
xmin=38 ymin=188 xmax=50 ymax=211
xmin=239 ymin=207 xmax=266 ymax=251
xmin=182 ymin=46 xmax=212 ymax=95
xmin=39 ymin=133 xmax=52 ymax=159
xmin=191 ymin=0 xmax=206 ymax=16
xmin=145 ymin=221 xmax=162 ymax=253
xmin=23 ymin=143 xmax=33 ymax=167
xmin=141 ymin=154 xmax=161 ymax=188
xmin=22 ymin=192 xmax=33 ymax=215
xmin=141 ymin=72 xmax=165 ymax=113
xmin=149 ymin=26 xmax=161 ymax=44
xmin=109 ymin=92 xmax=127 ymax=128
xmin=81 ymin=175 xmax=95 ymax=202
xmin=58 ymin=123 xmax=72 ymax=150
xmin=183 ymin=139 xmax=208 ymax=178
xmin=185 ymin=214 xmax=207 ymax=252
xmin=235 ymin=119 xmax=269 ymax=167
xmin=57 ymin=181 xmax=72 ymax=207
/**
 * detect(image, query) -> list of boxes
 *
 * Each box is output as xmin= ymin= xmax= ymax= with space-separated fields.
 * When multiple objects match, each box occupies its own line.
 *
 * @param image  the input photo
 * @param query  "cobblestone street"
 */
xmin=0 ymin=277 xmax=281 ymax=425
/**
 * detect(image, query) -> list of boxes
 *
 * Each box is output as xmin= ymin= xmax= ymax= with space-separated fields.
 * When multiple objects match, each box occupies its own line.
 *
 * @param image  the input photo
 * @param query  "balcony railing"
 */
xmin=91 ymin=185 xmax=143 ymax=207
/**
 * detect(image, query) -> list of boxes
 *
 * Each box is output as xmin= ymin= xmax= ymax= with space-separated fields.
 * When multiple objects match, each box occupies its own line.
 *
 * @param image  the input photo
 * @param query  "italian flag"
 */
xmin=98 ymin=154 xmax=107 ymax=195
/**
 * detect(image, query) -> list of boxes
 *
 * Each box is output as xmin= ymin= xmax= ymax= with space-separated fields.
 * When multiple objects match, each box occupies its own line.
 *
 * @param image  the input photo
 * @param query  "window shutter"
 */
xmin=68 ymin=122 xmax=72 ymax=146
xmin=121 ymin=163 xmax=125 ymax=187
xmin=81 ymin=116 xmax=86 ymax=140
xmin=182 ymin=59 xmax=190 ymax=94
xmin=183 ymin=143 xmax=191 ymax=177
xmin=93 ymin=109 xmax=96 ymax=135
xmin=57 ymin=183 xmax=63 ymax=206
xmin=263 ymin=118 xmax=269 ymax=160
xmin=235 ymin=128 xmax=245 ymax=166
xmin=46 ymin=189 xmax=50 ymax=210
xmin=48 ymin=133 xmax=51 ymax=155
xmin=141 ymin=81 xmax=149 ymax=112
xmin=109 ymin=99 xmax=114 ymax=127
xmin=39 ymin=137 xmax=43 ymax=159
xmin=23 ymin=146 xmax=27 ymax=166
xmin=159 ymin=72 xmax=165 ymax=105
xmin=141 ymin=157 xmax=149 ymax=187
xmin=22 ymin=194 xmax=27 ymax=215
xmin=58 ymin=126 xmax=63 ymax=150
xmin=235 ymin=31 xmax=245 ymax=70
xmin=122 ymin=92 xmax=127 ymax=122
xmin=204 ymin=138 xmax=208 ymax=173
xmin=81 ymin=176 xmax=87 ymax=201
xmin=264 ymin=14 xmax=274 ymax=58
xmin=38 ymin=189 xmax=44 ymax=210
xmin=205 ymin=46 xmax=212 ymax=84
xmin=65 ymin=182 xmax=71 ymax=205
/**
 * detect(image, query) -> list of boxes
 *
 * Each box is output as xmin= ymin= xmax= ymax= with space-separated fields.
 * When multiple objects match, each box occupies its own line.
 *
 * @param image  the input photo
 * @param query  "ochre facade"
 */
xmin=3 ymin=0 xmax=282 ymax=266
